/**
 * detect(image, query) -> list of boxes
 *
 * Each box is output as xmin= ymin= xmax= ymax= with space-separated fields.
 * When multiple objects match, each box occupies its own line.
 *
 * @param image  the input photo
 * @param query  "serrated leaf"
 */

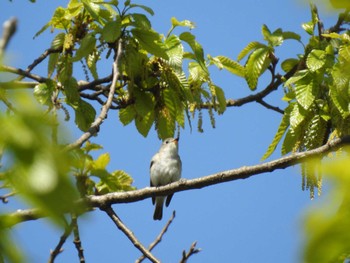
xmin=156 ymin=107 xmax=175 ymax=139
xmin=281 ymin=58 xmax=299 ymax=73
xmin=92 ymin=153 xmax=110 ymax=170
xmin=245 ymin=47 xmax=271 ymax=90
xmin=295 ymin=81 xmax=315 ymax=110
xmin=73 ymin=33 xmax=96 ymax=62
xmin=281 ymin=128 xmax=300 ymax=155
xmin=214 ymin=85 xmax=226 ymax=114
xmin=329 ymin=84 xmax=349 ymax=118
xmin=51 ymin=33 xmax=65 ymax=49
xmin=135 ymin=110 xmax=154 ymax=137
xmin=179 ymin=32 xmax=208 ymax=74
xmin=165 ymin=35 xmax=184 ymax=69
xmin=82 ymin=0 xmax=103 ymax=25
xmin=119 ymin=106 xmax=136 ymax=125
xmin=48 ymin=53 xmax=59 ymax=78
xmin=74 ymin=100 xmax=96 ymax=131
xmin=101 ymin=20 xmax=121 ymax=43
xmin=131 ymin=28 xmax=169 ymax=59
xmin=306 ymin=49 xmax=326 ymax=72
xmin=95 ymin=170 xmax=135 ymax=194
xmin=237 ymin=41 xmax=266 ymax=61
xmin=289 ymin=103 xmax=306 ymax=129
xmin=261 ymin=106 xmax=291 ymax=160
xmin=33 ymin=83 xmax=54 ymax=106
xmin=210 ymin=55 xmax=245 ymax=77
xmin=63 ymin=77 xmax=80 ymax=107
xmin=57 ymin=54 xmax=73 ymax=83
xmin=86 ymin=52 xmax=99 ymax=80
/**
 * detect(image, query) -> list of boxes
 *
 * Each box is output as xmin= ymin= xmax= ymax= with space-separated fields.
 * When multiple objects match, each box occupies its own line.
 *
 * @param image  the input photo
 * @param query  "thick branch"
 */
xmin=3 ymin=136 xmax=350 ymax=227
xmin=0 ymin=65 xmax=48 ymax=83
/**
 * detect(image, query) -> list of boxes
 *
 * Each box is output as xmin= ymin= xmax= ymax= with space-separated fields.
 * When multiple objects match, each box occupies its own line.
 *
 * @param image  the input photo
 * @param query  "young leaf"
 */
xmin=73 ymin=33 xmax=96 ymax=62
xmin=74 ymin=100 xmax=96 ymax=131
xmin=119 ymin=106 xmax=136 ymax=125
xmin=295 ymin=81 xmax=316 ymax=110
xmin=261 ymin=105 xmax=291 ymax=160
xmin=245 ymin=47 xmax=271 ymax=90
xmin=306 ymin=49 xmax=326 ymax=72
xmin=33 ymin=82 xmax=54 ymax=106
xmin=237 ymin=41 xmax=266 ymax=62
xmin=209 ymin=55 xmax=245 ymax=77
xmin=101 ymin=20 xmax=121 ymax=43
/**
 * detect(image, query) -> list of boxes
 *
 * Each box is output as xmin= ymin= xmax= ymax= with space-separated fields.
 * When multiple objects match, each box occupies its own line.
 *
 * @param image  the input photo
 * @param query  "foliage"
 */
xmin=304 ymin=153 xmax=350 ymax=263
xmin=33 ymin=0 xmax=226 ymax=139
xmin=1 ymin=0 xmax=350 ymax=262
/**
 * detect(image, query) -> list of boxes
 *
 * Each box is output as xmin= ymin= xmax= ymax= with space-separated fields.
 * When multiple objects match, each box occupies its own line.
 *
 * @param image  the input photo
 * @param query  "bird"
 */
xmin=150 ymin=137 xmax=182 ymax=220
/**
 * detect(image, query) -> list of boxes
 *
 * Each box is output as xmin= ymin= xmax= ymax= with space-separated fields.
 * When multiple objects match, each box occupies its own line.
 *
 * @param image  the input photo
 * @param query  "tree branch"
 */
xmin=180 ymin=242 xmax=201 ymax=263
xmin=65 ymin=39 xmax=123 ymax=150
xmin=101 ymin=205 xmax=160 ymax=263
xmin=135 ymin=211 xmax=176 ymax=263
xmin=3 ymin=136 xmax=350 ymax=227
xmin=48 ymin=220 xmax=74 ymax=263
xmin=72 ymin=215 xmax=85 ymax=263
xmin=0 ymin=64 xmax=48 ymax=83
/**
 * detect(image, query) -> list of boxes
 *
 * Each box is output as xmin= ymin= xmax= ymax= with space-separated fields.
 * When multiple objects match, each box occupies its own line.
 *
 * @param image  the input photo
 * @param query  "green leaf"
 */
xmin=92 ymin=153 xmax=110 ymax=170
xmin=170 ymin=17 xmax=195 ymax=30
xmin=73 ymin=33 xmax=96 ymax=62
xmin=48 ymin=53 xmax=59 ymax=78
xmin=63 ymin=77 xmax=80 ymax=107
xmin=119 ymin=106 xmax=136 ymax=125
xmin=129 ymin=4 xmax=154 ymax=15
xmin=289 ymin=103 xmax=306 ymax=129
xmin=131 ymin=28 xmax=169 ymax=59
xmin=245 ymin=47 xmax=271 ymax=90
xmin=237 ymin=41 xmax=266 ymax=61
xmin=33 ymin=82 xmax=54 ymax=106
xmin=95 ymin=170 xmax=135 ymax=194
xmin=306 ymin=49 xmax=326 ymax=72
xmin=135 ymin=110 xmax=154 ymax=137
xmin=214 ymin=85 xmax=226 ymax=114
xmin=302 ymin=21 xmax=315 ymax=35
xmin=261 ymin=104 xmax=291 ymax=160
xmin=130 ymin=13 xmax=151 ymax=29
xmin=282 ymin=31 xmax=301 ymax=42
xmin=295 ymin=81 xmax=316 ymax=110
xmin=209 ymin=55 xmax=245 ymax=77
xmin=281 ymin=58 xmax=299 ymax=73
xmin=101 ymin=20 xmax=121 ymax=43
xmin=74 ymin=100 xmax=96 ymax=131
xmin=281 ymin=128 xmax=300 ymax=155
xmin=179 ymin=32 xmax=208 ymax=74
xmin=51 ymin=32 xmax=65 ymax=49
xmin=83 ymin=141 xmax=103 ymax=152
xmin=57 ymin=54 xmax=73 ymax=83
xmin=329 ymin=84 xmax=349 ymax=118
xmin=165 ymin=35 xmax=184 ymax=69
xmin=82 ymin=0 xmax=103 ymax=25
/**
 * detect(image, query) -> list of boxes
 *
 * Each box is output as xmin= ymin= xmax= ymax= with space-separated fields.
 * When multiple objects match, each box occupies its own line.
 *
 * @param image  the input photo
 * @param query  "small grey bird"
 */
xmin=150 ymin=137 xmax=182 ymax=220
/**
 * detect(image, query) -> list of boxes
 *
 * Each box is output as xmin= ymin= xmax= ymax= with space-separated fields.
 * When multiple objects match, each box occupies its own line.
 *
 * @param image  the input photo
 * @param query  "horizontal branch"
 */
xmin=3 ymin=136 xmax=350 ymax=227
xmin=86 ymin=136 xmax=350 ymax=207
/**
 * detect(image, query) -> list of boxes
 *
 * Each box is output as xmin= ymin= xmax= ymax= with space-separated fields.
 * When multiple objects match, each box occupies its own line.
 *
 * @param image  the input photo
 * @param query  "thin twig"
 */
xmin=65 ymin=39 xmax=123 ymax=150
xmin=256 ymin=99 xmax=284 ymax=114
xmin=48 ymin=221 xmax=74 ymax=263
xmin=180 ymin=242 xmax=201 ymax=263
xmin=72 ymin=215 xmax=85 ymax=263
xmin=101 ymin=205 xmax=160 ymax=263
xmin=0 ymin=191 xmax=16 ymax=203
xmin=135 ymin=211 xmax=176 ymax=263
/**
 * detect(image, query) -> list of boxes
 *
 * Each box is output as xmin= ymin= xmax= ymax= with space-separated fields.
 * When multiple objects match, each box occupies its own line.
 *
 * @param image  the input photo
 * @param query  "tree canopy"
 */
xmin=1 ymin=0 xmax=350 ymax=262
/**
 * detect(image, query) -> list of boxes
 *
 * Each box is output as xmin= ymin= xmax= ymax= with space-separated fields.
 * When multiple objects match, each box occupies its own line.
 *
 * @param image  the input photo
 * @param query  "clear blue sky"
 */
xmin=0 ymin=1 xmax=338 ymax=262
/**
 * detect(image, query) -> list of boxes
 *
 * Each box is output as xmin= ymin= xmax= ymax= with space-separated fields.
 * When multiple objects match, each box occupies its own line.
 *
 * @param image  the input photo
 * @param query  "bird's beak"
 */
xmin=174 ymin=137 xmax=179 ymax=144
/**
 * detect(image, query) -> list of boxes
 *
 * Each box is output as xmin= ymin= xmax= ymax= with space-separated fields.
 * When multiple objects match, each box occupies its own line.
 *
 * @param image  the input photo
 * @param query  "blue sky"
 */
xmin=0 ymin=1 xmax=339 ymax=262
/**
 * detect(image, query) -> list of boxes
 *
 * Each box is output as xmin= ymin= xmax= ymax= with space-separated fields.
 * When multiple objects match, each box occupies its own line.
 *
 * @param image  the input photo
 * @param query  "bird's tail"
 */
xmin=153 ymin=196 xmax=165 ymax=220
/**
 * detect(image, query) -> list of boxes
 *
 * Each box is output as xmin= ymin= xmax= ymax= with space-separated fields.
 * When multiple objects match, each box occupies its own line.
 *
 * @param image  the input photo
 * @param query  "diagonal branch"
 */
xmin=180 ymin=242 xmax=201 ymax=263
xmin=65 ymin=40 xmax=123 ymax=150
xmin=135 ymin=211 xmax=176 ymax=263
xmin=101 ymin=205 xmax=160 ymax=263
xmin=3 ymin=135 xmax=350 ymax=227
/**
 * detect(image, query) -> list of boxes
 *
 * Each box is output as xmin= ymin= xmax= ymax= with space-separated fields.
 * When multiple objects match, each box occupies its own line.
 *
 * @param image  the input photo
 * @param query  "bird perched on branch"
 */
xmin=150 ymin=137 xmax=182 ymax=220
